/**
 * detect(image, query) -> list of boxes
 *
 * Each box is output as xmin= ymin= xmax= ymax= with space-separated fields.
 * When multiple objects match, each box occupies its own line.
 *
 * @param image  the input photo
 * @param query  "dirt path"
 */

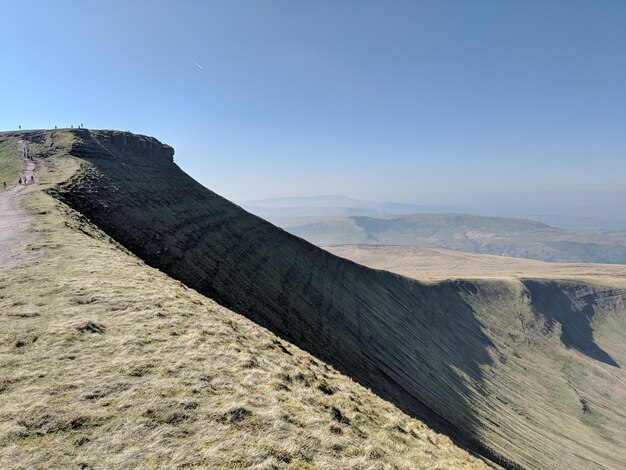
xmin=0 ymin=140 xmax=39 ymax=269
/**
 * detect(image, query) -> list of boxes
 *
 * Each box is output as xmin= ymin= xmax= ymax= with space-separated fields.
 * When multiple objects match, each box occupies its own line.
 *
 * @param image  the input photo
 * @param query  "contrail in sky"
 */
xmin=188 ymin=56 xmax=204 ymax=70
xmin=161 ymin=34 xmax=204 ymax=71
xmin=181 ymin=51 xmax=204 ymax=70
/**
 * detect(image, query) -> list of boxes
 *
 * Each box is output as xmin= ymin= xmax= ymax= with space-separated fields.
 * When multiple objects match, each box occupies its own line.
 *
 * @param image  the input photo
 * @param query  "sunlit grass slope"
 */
xmin=0 ymin=138 xmax=22 ymax=187
xmin=0 ymin=131 xmax=485 ymax=469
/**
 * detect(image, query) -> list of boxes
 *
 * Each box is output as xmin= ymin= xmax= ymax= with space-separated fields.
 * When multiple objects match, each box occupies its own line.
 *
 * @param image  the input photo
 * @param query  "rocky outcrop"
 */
xmin=70 ymin=129 xmax=174 ymax=165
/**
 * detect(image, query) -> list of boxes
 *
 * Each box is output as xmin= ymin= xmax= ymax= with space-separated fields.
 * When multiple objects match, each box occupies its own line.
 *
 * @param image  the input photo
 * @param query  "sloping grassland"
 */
xmin=0 ymin=131 xmax=485 ymax=469
xmin=47 ymin=129 xmax=626 ymax=469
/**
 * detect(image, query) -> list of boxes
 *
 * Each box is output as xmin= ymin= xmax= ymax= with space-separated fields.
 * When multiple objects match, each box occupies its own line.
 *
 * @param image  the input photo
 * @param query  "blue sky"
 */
xmin=1 ymin=0 xmax=625 ymax=203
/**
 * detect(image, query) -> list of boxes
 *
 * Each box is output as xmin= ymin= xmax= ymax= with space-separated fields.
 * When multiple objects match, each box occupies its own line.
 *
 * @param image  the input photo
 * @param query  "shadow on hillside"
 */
xmin=53 ymin=130 xmax=523 ymax=468
xmin=523 ymin=280 xmax=620 ymax=368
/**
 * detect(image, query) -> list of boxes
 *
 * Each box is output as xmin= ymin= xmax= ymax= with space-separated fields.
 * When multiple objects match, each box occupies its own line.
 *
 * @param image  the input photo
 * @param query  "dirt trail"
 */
xmin=0 ymin=140 xmax=39 ymax=269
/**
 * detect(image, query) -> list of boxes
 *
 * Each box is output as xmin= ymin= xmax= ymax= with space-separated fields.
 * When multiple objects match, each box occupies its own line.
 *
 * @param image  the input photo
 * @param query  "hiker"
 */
xmin=3 ymin=182 xmax=6 ymax=191
xmin=18 ymin=125 xmax=21 ymax=130
xmin=18 ymin=177 xmax=22 ymax=185
xmin=30 ymin=175 xmax=35 ymax=184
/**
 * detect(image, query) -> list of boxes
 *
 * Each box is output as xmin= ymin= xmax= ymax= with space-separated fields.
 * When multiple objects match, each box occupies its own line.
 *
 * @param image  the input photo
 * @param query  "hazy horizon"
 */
xmin=239 ymin=190 xmax=626 ymax=232
xmin=240 ymin=189 xmax=626 ymax=206
xmin=2 ymin=0 xmax=625 ymax=203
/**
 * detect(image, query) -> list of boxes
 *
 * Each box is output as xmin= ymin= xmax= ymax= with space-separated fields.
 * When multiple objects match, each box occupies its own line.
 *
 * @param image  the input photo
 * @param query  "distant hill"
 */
xmin=243 ymin=194 xmax=626 ymax=234
xmin=242 ymin=195 xmax=429 ymax=220
xmin=269 ymin=213 xmax=626 ymax=264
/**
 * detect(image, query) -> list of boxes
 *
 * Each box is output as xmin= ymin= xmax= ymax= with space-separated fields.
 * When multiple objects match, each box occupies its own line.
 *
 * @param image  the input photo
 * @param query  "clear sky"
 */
xmin=1 ymin=0 xmax=625 ymax=203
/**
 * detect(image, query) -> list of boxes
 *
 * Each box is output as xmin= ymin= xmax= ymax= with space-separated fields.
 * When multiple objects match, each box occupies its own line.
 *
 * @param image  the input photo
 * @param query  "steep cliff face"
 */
xmin=52 ymin=130 xmax=626 ymax=470
xmin=70 ymin=129 xmax=174 ymax=164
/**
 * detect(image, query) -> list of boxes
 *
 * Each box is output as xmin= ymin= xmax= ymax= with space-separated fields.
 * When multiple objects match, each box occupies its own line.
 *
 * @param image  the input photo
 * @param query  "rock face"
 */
xmin=70 ymin=129 xmax=174 ymax=165
xmin=51 ymin=130 xmax=626 ymax=470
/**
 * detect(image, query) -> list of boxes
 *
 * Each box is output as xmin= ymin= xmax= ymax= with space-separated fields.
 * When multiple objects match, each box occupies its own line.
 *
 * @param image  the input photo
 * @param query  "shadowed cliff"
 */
xmin=50 ymin=129 xmax=626 ymax=470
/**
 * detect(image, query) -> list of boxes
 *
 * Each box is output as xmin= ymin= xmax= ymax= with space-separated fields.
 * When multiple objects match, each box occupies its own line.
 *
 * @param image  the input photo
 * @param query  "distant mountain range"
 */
xmin=242 ymin=194 xmax=626 ymax=233
xmin=242 ymin=195 xmax=426 ymax=219
xmin=242 ymin=197 xmax=626 ymax=264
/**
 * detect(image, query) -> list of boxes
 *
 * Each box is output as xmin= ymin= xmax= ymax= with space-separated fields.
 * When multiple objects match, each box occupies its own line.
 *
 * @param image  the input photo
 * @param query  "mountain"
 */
xmin=3 ymin=129 xmax=625 ymax=469
xmin=241 ymin=195 xmax=429 ymax=221
xmin=0 ymin=130 xmax=483 ymax=469
xmin=271 ymin=213 xmax=626 ymax=264
xmin=242 ymin=194 xmax=427 ymax=212
xmin=243 ymin=195 xmax=626 ymax=233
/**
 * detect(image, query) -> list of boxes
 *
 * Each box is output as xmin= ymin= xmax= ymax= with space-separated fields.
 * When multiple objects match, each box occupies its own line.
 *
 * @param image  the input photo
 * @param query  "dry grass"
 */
xmin=324 ymin=244 xmax=626 ymax=288
xmin=0 ymin=137 xmax=22 ymax=188
xmin=0 ymin=138 xmax=485 ymax=469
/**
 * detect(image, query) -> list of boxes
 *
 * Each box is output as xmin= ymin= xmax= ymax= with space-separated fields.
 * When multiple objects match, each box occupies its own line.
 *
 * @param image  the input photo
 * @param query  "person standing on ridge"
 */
xmin=3 ymin=182 xmax=6 ymax=191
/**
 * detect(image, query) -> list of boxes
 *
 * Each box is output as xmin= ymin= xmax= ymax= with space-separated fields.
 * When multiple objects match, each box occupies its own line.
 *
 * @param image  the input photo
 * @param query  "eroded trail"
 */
xmin=0 ymin=140 xmax=38 ymax=269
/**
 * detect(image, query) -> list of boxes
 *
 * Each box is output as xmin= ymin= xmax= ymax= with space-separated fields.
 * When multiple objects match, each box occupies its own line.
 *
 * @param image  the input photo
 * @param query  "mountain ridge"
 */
xmin=0 ymin=129 xmax=487 ymax=469
xmin=243 ymin=194 xmax=626 ymax=233
xmin=271 ymin=213 xmax=626 ymax=264
xmin=42 ymin=129 xmax=626 ymax=469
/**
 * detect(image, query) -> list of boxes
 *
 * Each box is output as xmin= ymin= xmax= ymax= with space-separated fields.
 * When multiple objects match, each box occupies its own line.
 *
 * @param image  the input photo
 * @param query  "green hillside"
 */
xmin=2 ymin=129 xmax=625 ymax=469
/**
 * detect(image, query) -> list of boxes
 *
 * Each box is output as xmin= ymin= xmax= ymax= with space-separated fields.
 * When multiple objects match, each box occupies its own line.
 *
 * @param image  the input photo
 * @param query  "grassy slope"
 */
xmin=49 ymin=130 xmax=626 ymax=470
xmin=0 ymin=138 xmax=22 ymax=188
xmin=0 ymin=132 xmax=485 ymax=468
xmin=281 ymin=214 xmax=626 ymax=264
